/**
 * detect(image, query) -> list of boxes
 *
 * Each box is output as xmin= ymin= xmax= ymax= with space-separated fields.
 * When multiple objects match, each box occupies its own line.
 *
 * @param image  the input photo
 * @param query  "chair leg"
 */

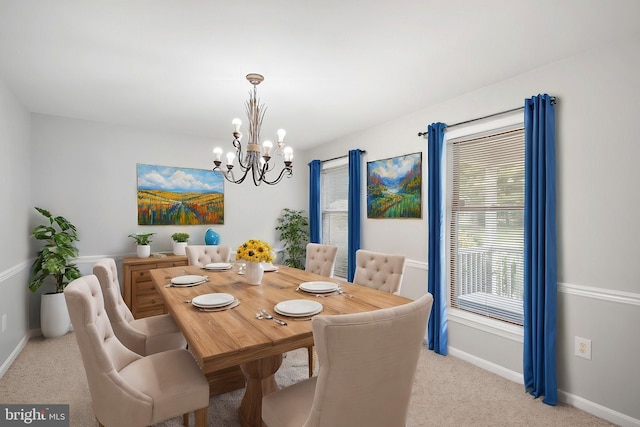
xmin=194 ymin=407 xmax=208 ymax=427
xmin=183 ymin=413 xmax=189 ymax=426
xmin=307 ymin=345 xmax=314 ymax=378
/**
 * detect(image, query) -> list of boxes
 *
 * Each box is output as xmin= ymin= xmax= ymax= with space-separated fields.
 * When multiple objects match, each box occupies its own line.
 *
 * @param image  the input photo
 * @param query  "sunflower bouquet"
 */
xmin=235 ymin=239 xmax=275 ymax=263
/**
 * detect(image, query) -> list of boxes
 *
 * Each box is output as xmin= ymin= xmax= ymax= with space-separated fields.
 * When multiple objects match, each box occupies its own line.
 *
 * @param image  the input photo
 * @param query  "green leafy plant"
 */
xmin=275 ymin=208 xmax=309 ymax=269
xmin=171 ymin=232 xmax=190 ymax=242
xmin=29 ymin=207 xmax=81 ymax=293
xmin=128 ymin=232 xmax=155 ymax=245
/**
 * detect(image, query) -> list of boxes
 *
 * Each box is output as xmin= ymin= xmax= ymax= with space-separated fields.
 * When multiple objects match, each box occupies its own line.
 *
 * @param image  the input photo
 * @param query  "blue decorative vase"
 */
xmin=204 ymin=228 xmax=220 ymax=245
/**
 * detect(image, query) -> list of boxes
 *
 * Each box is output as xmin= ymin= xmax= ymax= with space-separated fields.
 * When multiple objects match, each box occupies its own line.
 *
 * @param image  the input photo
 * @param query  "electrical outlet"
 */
xmin=575 ymin=336 xmax=591 ymax=360
xmin=1 ymin=314 xmax=6 ymax=333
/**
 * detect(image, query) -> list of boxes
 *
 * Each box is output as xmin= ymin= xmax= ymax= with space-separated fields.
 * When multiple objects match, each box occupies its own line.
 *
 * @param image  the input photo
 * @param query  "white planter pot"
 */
xmin=40 ymin=292 xmax=71 ymax=338
xmin=137 ymin=244 xmax=151 ymax=258
xmin=173 ymin=241 xmax=187 ymax=255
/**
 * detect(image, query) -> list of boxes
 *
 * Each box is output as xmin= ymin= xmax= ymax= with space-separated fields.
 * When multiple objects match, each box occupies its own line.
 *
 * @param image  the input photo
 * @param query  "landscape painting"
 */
xmin=136 ymin=164 xmax=224 ymax=225
xmin=367 ymin=152 xmax=422 ymax=219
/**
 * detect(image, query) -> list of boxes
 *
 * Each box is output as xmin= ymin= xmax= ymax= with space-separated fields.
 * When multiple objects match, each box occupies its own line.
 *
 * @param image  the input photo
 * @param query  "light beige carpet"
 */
xmin=0 ymin=333 xmax=612 ymax=426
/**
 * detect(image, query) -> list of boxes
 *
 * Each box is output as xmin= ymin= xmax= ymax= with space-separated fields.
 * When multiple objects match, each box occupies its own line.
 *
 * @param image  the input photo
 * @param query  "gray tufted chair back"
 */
xmin=185 ymin=245 xmax=231 ymax=267
xmin=352 ymin=249 xmax=406 ymax=294
xmin=305 ymin=243 xmax=339 ymax=278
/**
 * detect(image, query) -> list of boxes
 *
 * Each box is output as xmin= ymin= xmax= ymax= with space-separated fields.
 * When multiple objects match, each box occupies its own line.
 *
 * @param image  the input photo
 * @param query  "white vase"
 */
xmin=137 ymin=244 xmax=151 ymax=258
xmin=40 ymin=292 xmax=71 ymax=338
xmin=245 ymin=261 xmax=264 ymax=285
xmin=173 ymin=241 xmax=187 ymax=255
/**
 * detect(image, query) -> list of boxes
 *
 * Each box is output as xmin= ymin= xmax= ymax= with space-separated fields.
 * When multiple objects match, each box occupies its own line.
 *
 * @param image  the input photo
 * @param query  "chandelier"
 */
xmin=212 ymin=73 xmax=293 ymax=186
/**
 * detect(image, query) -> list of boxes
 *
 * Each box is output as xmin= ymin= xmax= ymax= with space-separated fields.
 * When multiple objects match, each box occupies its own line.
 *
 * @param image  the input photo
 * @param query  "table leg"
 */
xmin=205 ymin=365 xmax=246 ymax=397
xmin=238 ymin=354 xmax=283 ymax=427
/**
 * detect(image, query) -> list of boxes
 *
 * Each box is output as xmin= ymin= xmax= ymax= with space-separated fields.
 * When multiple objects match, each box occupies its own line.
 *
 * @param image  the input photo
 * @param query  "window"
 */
xmin=447 ymin=125 xmax=525 ymax=325
xmin=321 ymin=162 xmax=349 ymax=279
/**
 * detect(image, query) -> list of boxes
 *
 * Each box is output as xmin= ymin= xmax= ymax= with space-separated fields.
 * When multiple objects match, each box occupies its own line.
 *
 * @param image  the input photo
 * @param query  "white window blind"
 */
xmin=448 ymin=127 xmax=525 ymax=325
xmin=321 ymin=164 xmax=349 ymax=279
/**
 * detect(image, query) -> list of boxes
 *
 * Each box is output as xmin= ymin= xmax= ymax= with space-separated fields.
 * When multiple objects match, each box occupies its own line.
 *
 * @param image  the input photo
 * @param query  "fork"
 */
xmin=337 ymin=287 xmax=355 ymax=298
xmin=259 ymin=309 xmax=288 ymax=325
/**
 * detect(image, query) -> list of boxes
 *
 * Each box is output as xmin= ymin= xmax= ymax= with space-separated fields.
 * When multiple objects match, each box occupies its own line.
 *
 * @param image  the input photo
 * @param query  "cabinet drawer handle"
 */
xmin=151 ymin=299 xmax=156 ymax=304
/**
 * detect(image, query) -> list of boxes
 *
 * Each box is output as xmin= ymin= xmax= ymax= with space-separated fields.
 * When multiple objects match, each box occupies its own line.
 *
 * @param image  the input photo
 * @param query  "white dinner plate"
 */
xmin=204 ymin=262 xmax=232 ymax=270
xmin=263 ymin=265 xmax=279 ymax=272
xmin=170 ymin=280 xmax=206 ymax=288
xmin=274 ymin=299 xmax=323 ymax=317
xmin=191 ymin=293 xmax=235 ymax=308
xmin=171 ymin=275 xmax=208 ymax=285
xmin=298 ymin=281 xmax=339 ymax=294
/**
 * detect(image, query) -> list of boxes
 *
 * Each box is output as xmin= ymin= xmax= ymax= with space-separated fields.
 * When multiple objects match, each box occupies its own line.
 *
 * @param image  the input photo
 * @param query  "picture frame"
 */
xmin=366 ymin=152 xmax=422 ymax=219
xmin=136 ymin=163 xmax=224 ymax=225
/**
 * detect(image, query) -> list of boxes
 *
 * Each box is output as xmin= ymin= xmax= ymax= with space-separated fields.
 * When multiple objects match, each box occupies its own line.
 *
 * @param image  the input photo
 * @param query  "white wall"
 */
xmin=0 ymin=76 xmax=31 ymax=370
xmin=305 ymin=34 xmax=640 ymax=425
xmin=28 ymin=114 xmax=306 ymax=327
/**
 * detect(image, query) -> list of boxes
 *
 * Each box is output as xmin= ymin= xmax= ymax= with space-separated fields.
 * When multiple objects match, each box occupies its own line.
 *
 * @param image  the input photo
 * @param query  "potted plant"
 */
xmin=30 ymin=207 xmax=82 ymax=338
xmin=275 ymin=208 xmax=309 ymax=269
xmin=235 ymin=239 xmax=275 ymax=285
xmin=128 ymin=232 xmax=155 ymax=258
xmin=171 ymin=232 xmax=190 ymax=255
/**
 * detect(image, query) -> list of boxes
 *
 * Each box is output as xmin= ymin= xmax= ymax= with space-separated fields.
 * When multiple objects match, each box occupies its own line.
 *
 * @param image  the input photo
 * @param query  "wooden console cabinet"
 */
xmin=122 ymin=255 xmax=188 ymax=319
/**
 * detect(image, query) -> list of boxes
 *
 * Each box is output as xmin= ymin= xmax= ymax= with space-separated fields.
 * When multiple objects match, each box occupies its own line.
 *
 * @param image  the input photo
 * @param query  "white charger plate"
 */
xmin=204 ymin=262 xmax=232 ymax=270
xmin=171 ymin=275 xmax=208 ymax=285
xmin=298 ymin=281 xmax=339 ymax=294
xmin=274 ymin=299 xmax=323 ymax=317
xmin=191 ymin=293 xmax=235 ymax=308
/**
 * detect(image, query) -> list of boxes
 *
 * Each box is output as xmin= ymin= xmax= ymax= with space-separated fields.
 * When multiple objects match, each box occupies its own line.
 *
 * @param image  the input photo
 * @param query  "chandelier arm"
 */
xmin=262 ymin=158 xmax=277 ymax=173
xmin=233 ymin=138 xmax=250 ymax=170
xmin=259 ymin=166 xmax=293 ymax=185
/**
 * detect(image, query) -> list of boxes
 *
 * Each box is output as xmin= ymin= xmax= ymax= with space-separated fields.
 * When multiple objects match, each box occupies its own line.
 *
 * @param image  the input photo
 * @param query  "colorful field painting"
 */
xmin=367 ymin=152 xmax=422 ymax=219
xmin=136 ymin=164 xmax=224 ymax=225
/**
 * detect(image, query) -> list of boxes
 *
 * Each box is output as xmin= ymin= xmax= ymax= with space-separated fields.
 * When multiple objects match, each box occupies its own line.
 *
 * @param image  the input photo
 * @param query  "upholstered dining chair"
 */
xmin=64 ymin=275 xmax=209 ymax=427
xmin=303 ymin=243 xmax=338 ymax=377
xmin=353 ymin=249 xmax=406 ymax=295
xmin=263 ymin=292 xmax=434 ymax=427
xmin=93 ymin=258 xmax=187 ymax=356
xmin=185 ymin=244 xmax=232 ymax=267
xmin=305 ymin=243 xmax=338 ymax=278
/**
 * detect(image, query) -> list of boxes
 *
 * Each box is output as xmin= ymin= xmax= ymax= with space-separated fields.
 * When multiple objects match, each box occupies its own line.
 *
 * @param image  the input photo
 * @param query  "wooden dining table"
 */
xmin=149 ymin=263 xmax=412 ymax=427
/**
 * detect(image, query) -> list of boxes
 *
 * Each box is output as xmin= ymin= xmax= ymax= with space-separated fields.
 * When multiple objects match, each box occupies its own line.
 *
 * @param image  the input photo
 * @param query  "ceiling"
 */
xmin=1 ymin=0 xmax=639 ymax=150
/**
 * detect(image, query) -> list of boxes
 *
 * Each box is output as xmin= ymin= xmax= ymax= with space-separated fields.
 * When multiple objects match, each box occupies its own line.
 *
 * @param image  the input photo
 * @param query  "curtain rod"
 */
xmin=417 ymin=96 xmax=556 ymax=137
xmin=321 ymin=149 xmax=366 ymax=163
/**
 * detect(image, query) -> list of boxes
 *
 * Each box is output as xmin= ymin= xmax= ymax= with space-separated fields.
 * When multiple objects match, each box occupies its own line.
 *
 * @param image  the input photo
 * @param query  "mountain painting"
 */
xmin=367 ymin=152 xmax=422 ymax=219
xmin=136 ymin=164 xmax=224 ymax=225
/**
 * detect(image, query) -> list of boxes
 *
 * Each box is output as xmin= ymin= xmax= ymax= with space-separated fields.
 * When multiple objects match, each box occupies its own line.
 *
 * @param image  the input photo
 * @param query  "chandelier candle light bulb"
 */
xmin=283 ymin=146 xmax=294 ymax=163
xmin=262 ymin=140 xmax=273 ymax=158
xmin=277 ymin=129 xmax=286 ymax=148
xmin=226 ymin=152 xmax=235 ymax=167
xmin=213 ymin=147 xmax=223 ymax=162
xmin=232 ymin=118 xmax=242 ymax=133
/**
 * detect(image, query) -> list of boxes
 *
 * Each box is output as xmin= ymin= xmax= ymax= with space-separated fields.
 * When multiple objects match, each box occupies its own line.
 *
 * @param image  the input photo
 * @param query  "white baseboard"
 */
xmin=0 ymin=333 xmax=29 ymax=378
xmin=449 ymin=346 xmax=640 ymax=427
xmin=559 ymin=390 xmax=640 ymax=427
xmin=448 ymin=346 xmax=524 ymax=384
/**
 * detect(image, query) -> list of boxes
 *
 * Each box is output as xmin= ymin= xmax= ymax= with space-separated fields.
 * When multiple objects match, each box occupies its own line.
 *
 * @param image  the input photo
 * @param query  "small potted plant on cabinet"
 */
xmin=171 ymin=232 xmax=190 ymax=255
xmin=30 ymin=207 xmax=82 ymax=338
xmin=128 ymin=232 xmax=155 ymax=258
